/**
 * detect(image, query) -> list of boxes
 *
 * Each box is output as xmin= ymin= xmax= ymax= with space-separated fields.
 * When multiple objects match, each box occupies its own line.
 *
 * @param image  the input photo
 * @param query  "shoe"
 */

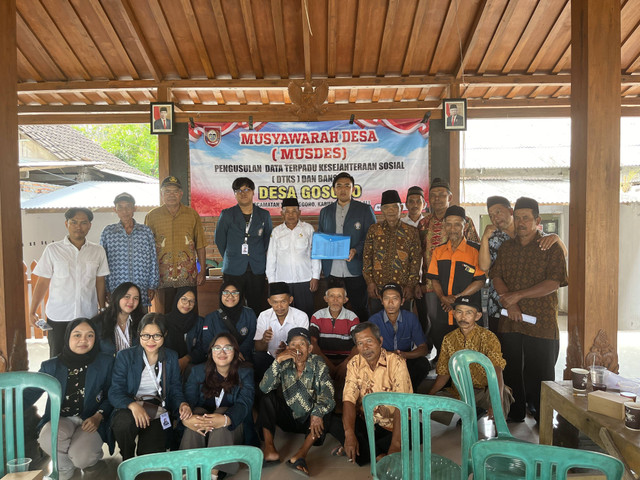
xmin=506 ymin=415 xmax=525 ymax=423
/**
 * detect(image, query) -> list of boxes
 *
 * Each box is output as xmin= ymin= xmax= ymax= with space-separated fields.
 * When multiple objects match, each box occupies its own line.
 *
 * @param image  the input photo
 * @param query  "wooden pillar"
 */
xmin=157 ymin=86 xmax=170 ymax=181
xmin=567 ymin=1 xmax=620 ymax=375
xmin=0 ymin=0 xmax=28 ymax=372
xmin=449 ymin=84 xmax=460 ymax=203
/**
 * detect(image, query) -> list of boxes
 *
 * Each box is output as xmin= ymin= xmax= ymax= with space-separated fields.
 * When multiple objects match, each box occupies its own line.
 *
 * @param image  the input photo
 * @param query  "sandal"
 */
xmin=331 ymin=445 xmax=346 ymax=457
xmin=288 ymin=458 xmax=309 ymax=477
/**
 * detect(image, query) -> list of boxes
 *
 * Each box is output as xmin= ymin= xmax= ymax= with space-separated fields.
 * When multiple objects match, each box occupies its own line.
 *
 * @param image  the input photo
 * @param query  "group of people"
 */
xmin=26 ymin=171 xmax=568 ymax=478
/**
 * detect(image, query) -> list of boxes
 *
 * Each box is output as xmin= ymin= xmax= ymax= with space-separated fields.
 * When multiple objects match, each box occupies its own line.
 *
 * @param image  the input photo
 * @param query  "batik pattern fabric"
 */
xmin=486 ymin=229 xmax=512 ymax=317
xmin=61 ymin=366 xmax=86 ymax=417
xmin=100 ymin=221 xmax=159 ymax=306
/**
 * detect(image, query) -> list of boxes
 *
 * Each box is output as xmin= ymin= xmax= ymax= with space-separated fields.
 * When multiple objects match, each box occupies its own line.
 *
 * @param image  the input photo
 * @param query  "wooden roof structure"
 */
xmin=15 ymin=0 xmax=640 ymax=125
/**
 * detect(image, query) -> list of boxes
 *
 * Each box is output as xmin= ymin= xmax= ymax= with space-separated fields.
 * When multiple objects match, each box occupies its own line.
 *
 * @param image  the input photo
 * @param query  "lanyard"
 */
xmin=143 ymin=353 xmax=164 ymax=406
xmin=244 ymin=214 xmax=253 ymax=242
xmin=215 ymin=388 xmax=225 ymax=409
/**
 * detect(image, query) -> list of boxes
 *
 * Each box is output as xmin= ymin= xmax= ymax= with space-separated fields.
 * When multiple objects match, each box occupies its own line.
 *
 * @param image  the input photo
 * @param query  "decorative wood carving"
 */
xmin=287 ymin=80 xmax=329 ymax=120
xmin=585 ymin=329 xmax=619 ymax=374
xmin=564 ymin=325 xmax=584 ymax=379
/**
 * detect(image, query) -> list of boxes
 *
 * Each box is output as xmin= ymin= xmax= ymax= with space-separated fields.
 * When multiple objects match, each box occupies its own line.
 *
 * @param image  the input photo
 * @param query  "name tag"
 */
xmin=241 ymin=243 xmax=249 ymax=255
xmin=160 ymin=412 xmax=171 ymax=430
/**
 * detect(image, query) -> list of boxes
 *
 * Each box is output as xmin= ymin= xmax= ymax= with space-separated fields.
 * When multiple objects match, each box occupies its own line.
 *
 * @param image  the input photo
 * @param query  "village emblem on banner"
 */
xmin=204 ymin=127 xmax=221 ymax=147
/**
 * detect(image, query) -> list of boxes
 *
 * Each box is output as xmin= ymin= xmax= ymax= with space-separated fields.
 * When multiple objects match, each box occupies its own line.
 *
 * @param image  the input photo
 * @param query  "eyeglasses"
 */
xmin=234 ymin=188 xmax=252 ymax=194
xmin=179 ymin=297 xmax=196 ymax=305
xmin=140 ymin=333 xmax=164 ymax=341
xmin=222 ymin=290 xmax=240 ymax=297
xmin=212 ymin=345 xmax=234 ymax=354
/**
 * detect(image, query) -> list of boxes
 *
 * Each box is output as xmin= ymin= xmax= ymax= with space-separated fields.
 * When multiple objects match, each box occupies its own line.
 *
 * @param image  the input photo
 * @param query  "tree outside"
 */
xmin=73 ymin=124 xmax=158 ymax=177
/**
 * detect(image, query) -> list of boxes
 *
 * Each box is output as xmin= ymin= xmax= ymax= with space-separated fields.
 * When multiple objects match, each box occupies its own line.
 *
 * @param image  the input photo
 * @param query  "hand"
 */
xmin=482 ymin=224 xmax=497 ymax=240
xmin=178 ymin=355 xmax=190 ymax=373
xmin=262 ymin=327 xmax=274 ymax=343
xmin=179 ymin=403 xmax=192 ymax=421
xmin=238 ymin=352 xmax=246 ymax=362
xmin=309 ymin=278 xmax=319 ymax=292
xmin=29 ymin=312 xmax=38 ymax=327
xmin=275 ymin=341 xmax=287 ymax=356
xmin=395 ymin=350 xmax=408 ymax=359
xmin=344 ymin=431 xmax=359 ymax=463
xmin=367 ymin=282 xmax=380 ymax=300
xmin=347 ymin=248 xmax=356 ymax=262
xmin=500 ymin=291 xmax=522 ymax=309
xmin=196 ymin=270 xmax=206 ymax=286
xmin=538 ymin=234 xmax=559 ymax=251
xmin=184 ymin=414 xmax=214 ymax=435
xmin=440 ymin=295 xmax=456 ymax=312
xmin=276 ymin=346 xmax=298 ymax=364
xmin=309 ymin=415 xmax=324 ymax=439
xmin=148 ymin=289 xmax=156 ymax=302
xmin=128 ymin=402 xmax=150 ymax=429
xmin=414 ymin=284 xmax=423 ymax=299
xmin=506 ymin=304 xmax=523 ymax=322
xmin=403 ymin=286 xmax=414 ymax=301
xmin=81 ymin=412 xmax=102 ymax=433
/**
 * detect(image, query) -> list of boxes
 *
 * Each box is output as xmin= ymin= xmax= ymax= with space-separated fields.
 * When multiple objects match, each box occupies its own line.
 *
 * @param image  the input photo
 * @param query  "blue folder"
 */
xmin=311 ymin=233 xmax=351 ymax=260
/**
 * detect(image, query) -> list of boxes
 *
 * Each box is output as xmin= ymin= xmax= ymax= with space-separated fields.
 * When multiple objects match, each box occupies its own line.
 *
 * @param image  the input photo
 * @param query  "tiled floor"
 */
xmin=26 ymin=318 xmax=640 ymax=479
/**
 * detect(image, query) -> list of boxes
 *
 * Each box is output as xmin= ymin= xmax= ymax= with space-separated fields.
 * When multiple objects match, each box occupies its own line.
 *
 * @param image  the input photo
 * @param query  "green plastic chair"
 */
xmin=0 ymin=371 xmax=61 ymax=480
xmin=471 ymin=440 xmax=624 ymax=480
xmin=117 ymin=446 xmax=264 ymax=480
xmin=362 ymin=391 xmax=475 ymax=480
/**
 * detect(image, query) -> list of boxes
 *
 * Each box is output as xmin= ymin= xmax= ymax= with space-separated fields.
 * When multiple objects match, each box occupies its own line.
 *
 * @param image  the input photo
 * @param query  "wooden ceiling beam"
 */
xmin=180 ymin=0 xmax=215 ymax=78
xmin=468 ymin=97 xmax=569 ymax=108
xmin=326 ymin=0 xmax=337 ymax=77
xmin=552 ymin=44 xmax=571 ymax=74
xmin=148 ymin=0 xmax=188 ymax=78
xmin=300 ymin=0 xmax=311 ymax=80
xmin=502 ymin=0 xmax=547 ymax=74
xmin=626 ymin=50 xmax=640 ymax=74
xmin=477 ymin=0 xmax=519 ymax=74
xmin=118 ymin=0 xmax=162 ymax=81
xmin=179 ymin=99 xmax=440 ymax=112
xmin=82 ymin=0 xmax=140 ymax=80
xmin=210 ymin=0 xmax=239 ymax=78
xmin=270 ymin=0 xmax=289 ymax=78
xmin=17 ymin=48 xmax=43 ymax=82
xmin=402 ymin=0 xmax=428 ymax=76
xmin=351 ymin=0 xmax=370 ymax=77
xmin=429 ymin=0 xmax=459 ymax=76
xmin=527 ymin=0 xmax=570 ymax=73
xmin=376 ymin=0 xmax=398 ymax=76
xmin=18 ymin=104 xmax=148 ymax=113
xmin=18 ymin=113 xmax=149 ymax=124
xmin=453 ymin=0 xmax=490 ymax=78
xmin=240 ymin=0 xmax=264 ymax=78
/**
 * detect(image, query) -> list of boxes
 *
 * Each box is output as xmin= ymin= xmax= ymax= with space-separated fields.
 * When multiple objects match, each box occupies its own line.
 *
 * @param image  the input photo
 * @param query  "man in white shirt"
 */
xmin=266 ymin=198 xmax=321 ymax=318
xmin=253 ymin=282 xmax=309 ymax=382
xmin=29 ymin=208 xmax=110 ymax=357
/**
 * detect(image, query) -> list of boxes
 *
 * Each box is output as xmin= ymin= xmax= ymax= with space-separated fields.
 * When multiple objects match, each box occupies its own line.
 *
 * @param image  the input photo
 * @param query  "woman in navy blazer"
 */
xmin=25 ymin=318 xmax=114 ymax=480
xmin=181 ymin=333 xmax=254 ymax=478
xmin=109 ymin=313 xmax=192 ymax=460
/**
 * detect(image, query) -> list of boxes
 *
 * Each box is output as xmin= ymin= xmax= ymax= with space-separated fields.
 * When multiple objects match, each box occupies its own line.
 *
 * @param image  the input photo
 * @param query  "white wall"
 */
xmin=22 ymin=210 xmax=149 ymax=270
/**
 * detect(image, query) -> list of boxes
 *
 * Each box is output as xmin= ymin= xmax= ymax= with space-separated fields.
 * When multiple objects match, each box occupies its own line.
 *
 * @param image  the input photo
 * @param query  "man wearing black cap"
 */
xmin=418 ymin=178 xmax=479 ymax=345
xmin=479 ymin=196 xmax=566 ymax=332
xmin=318 ymin=172 xmax=377 ymax=322
xmin=369 ymin=283 xmax=430 ymax=391
xmin=258 ymin=327 xmax=334 ymax=476
xmin=426 ymin=205 xmax=485 ymax=361
xmin=145 ymin=176 xmax=206 ymax=311
xmin=100 ymin=192 xmax=159 ymax=309
xmin=253 ymin=282 xmax=309 ymax=381
xmin=363 ymin=189 xmax=421 ymax=314
xmin=490 ymin=197 xmax=567 ymax=423
xmin=215 ymin=177 xmax=273 ymax=316
xmin=428 ymin=296 xmax=512 ymax=423
xmin=266 ymin=197 xmax=321 ymax=318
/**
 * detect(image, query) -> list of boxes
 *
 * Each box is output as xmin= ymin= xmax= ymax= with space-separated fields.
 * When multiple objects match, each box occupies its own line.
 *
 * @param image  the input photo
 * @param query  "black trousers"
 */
xmin=258 ymin=391 xmax=331 ymax=442
xmin=223 ymin=270 xmax=266 ymax=317
xmin=328 ymin=275 xmax=369 ymax=322
xmin=111 ymin=409 xmax=167 ymax=460
xmin=288 ymin=281 xmax=316 ymax=319
xmin=328 ymin=414 xmax=393 ymax=466
xmin=500 ymin=332 xmax=559 ymax=421
xmin=47 ymin=320 xmax=70 ymax=358
xmin=406 ymin=356 xmax=431 ymax=391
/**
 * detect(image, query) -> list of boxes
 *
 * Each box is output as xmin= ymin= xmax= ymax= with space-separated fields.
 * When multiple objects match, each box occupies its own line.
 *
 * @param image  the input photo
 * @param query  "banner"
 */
xmin=189 ymin=119 xmax=429 ymax=216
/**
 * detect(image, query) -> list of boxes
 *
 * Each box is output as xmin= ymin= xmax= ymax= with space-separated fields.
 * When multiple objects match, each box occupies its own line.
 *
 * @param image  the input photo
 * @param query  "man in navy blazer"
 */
xmin=318 ymin=172 xmax=376 ymax=322
xmin=215 ymin=177 xmax=273 ymax=316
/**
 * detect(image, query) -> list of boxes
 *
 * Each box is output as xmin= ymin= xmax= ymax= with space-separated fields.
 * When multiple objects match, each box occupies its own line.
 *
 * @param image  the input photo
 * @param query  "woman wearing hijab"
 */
xmin=188 ymin=282 xmax=257 ymax=364
xmin=109 ymin=313 xmax=192 ymax=460
xmin=25 ymin=318 xmax=114 ymax=480
xmin=181 ymin=334 xmax=254 ymax=479
xmin=164 ymin=286 xmax=200 ymax=372
xmin=92 ymin=282 xmax=144 ymax=355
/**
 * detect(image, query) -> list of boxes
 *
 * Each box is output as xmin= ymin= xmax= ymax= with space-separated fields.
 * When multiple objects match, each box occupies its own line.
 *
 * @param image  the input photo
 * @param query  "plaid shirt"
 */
xmin=260 ymin=353 xmax=335 ymax=420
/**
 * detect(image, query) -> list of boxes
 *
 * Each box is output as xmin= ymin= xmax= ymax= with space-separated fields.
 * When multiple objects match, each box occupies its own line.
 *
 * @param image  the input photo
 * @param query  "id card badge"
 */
xmin=241 ymin=243 xmax=249 ymax=255
xmin=159 ymin=412 xmax=171 ymax=430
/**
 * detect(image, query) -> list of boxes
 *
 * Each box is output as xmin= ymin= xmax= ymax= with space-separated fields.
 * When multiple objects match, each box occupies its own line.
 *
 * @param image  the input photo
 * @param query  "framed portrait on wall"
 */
xmin=443 ymin=98 xmax=467 ymax=131
xmin=150 ymin=102 xmax=175 ymax=134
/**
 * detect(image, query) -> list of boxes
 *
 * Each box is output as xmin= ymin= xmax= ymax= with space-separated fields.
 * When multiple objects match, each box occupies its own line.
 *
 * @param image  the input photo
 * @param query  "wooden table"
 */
xmin=540 ymin=380 xmax=640 ymax=474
